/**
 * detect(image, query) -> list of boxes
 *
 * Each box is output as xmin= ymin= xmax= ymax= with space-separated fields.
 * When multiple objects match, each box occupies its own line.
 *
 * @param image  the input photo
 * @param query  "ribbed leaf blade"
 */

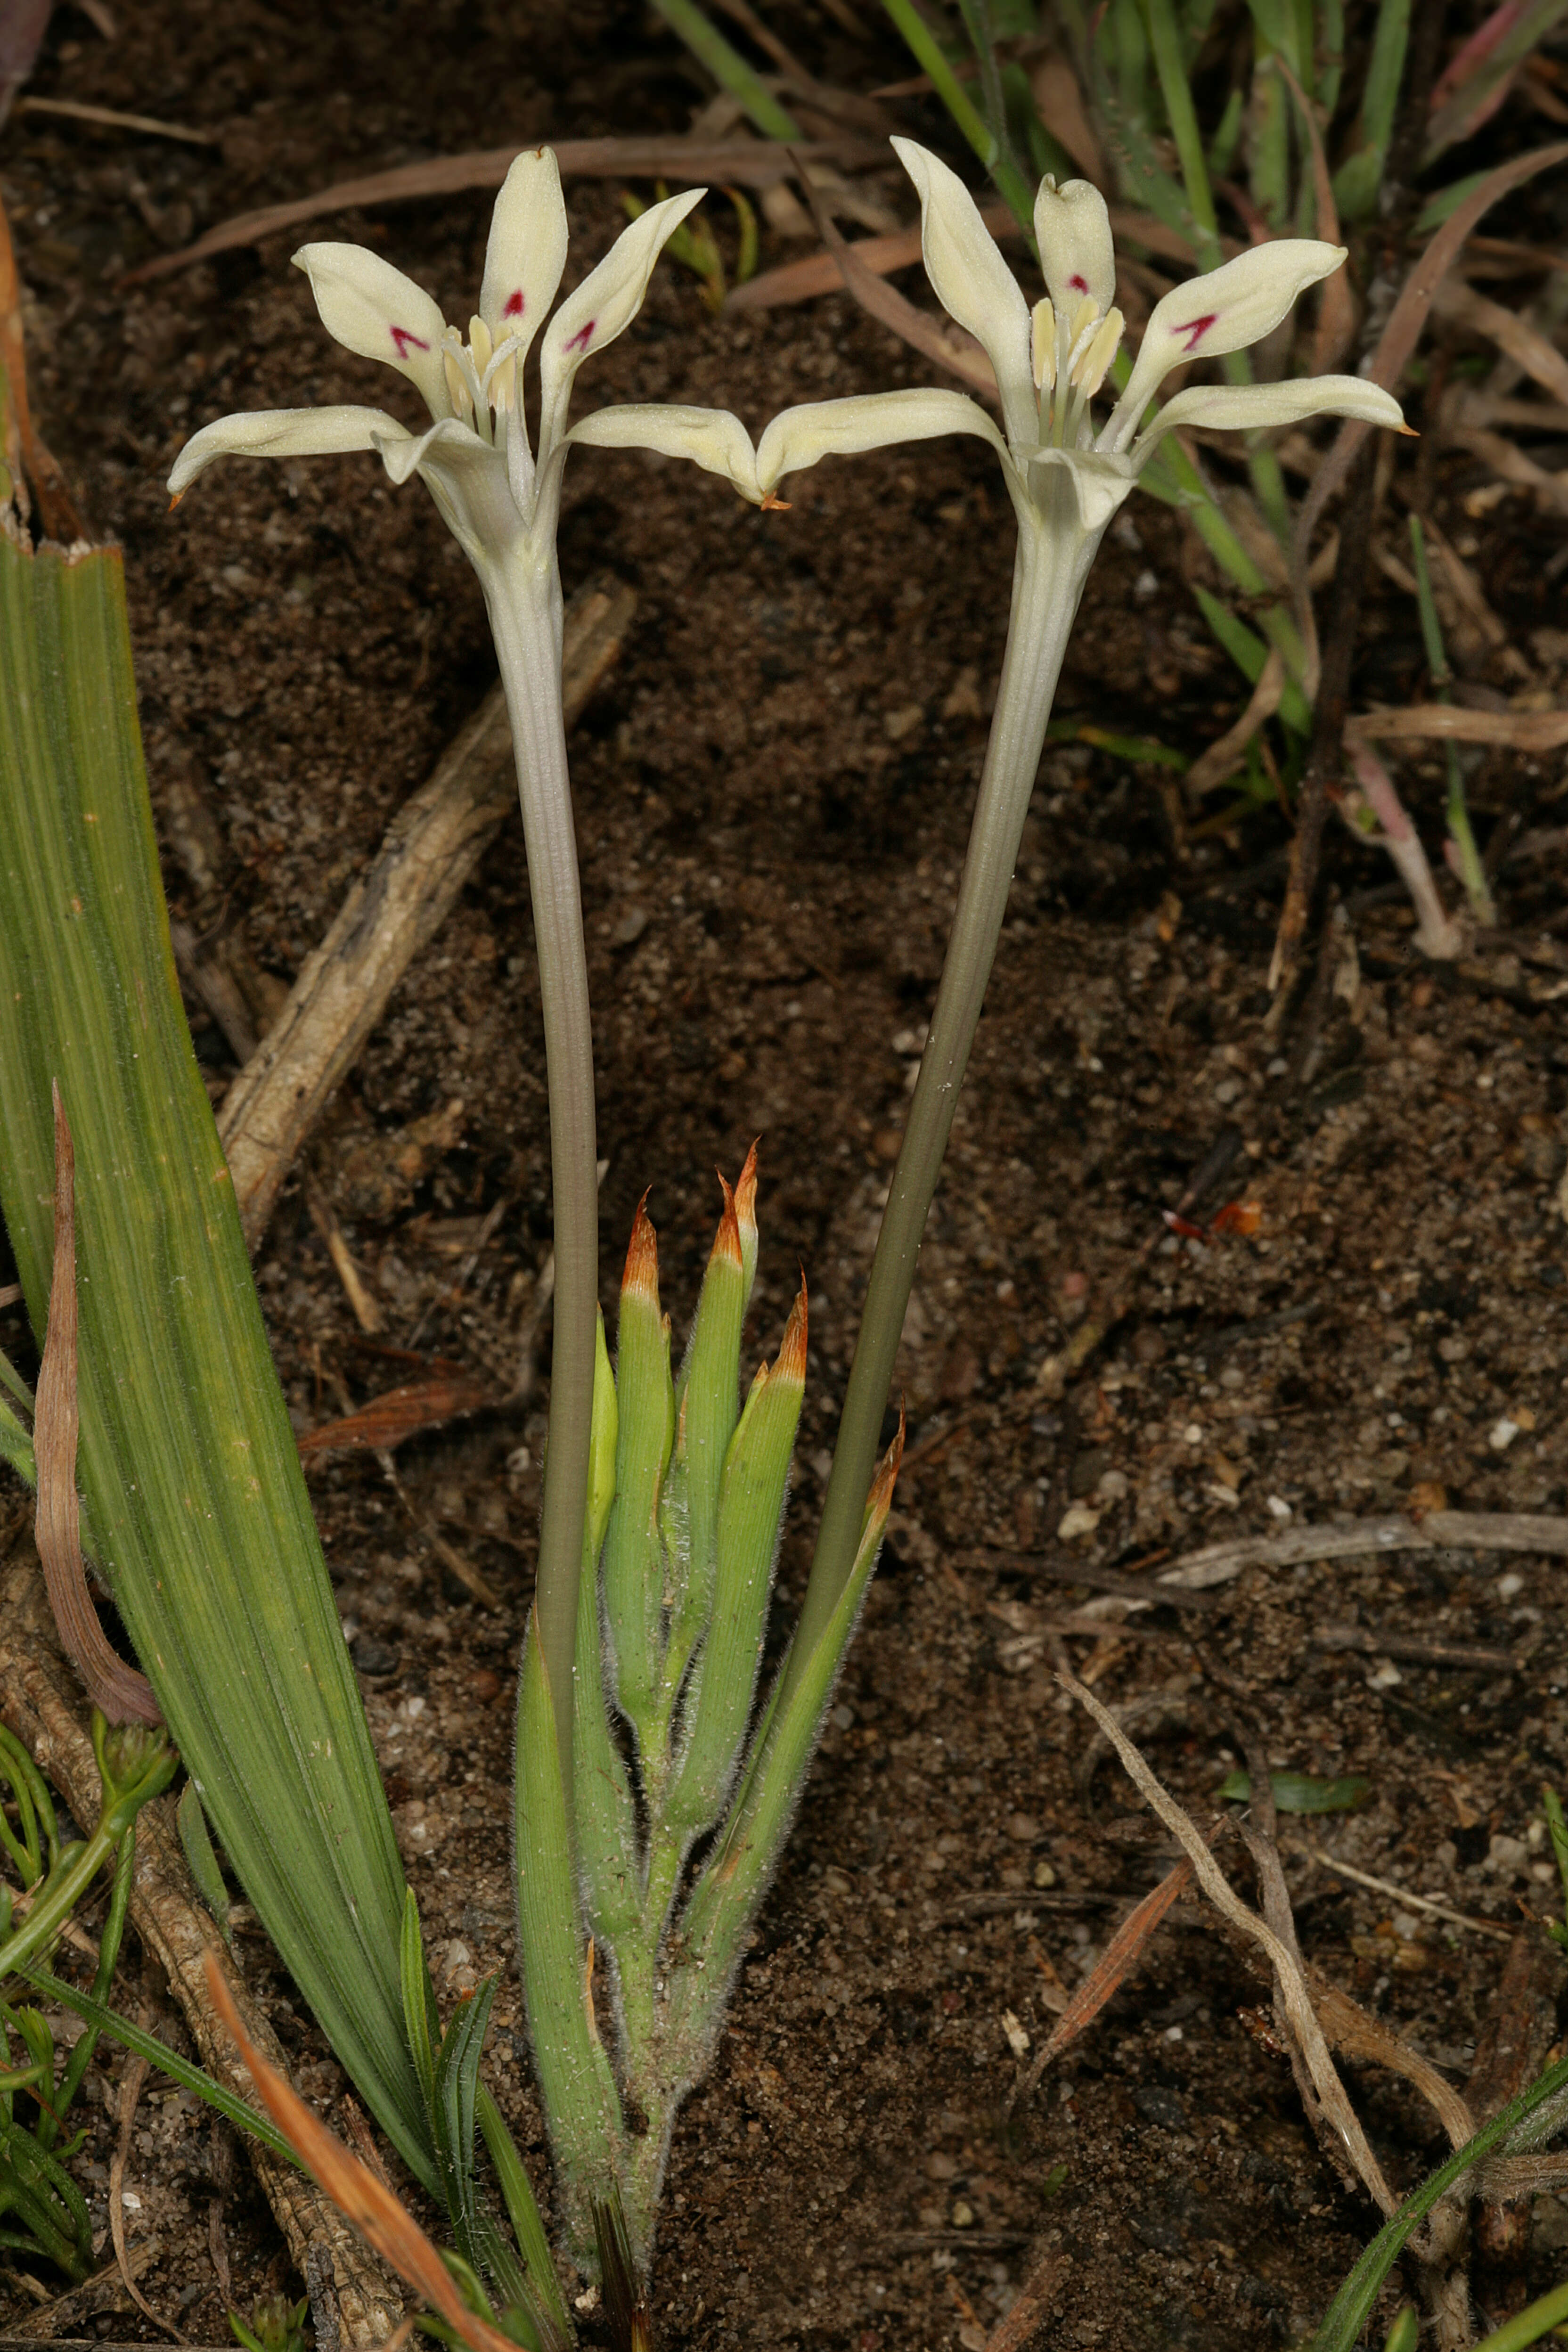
xmin=0 ymin=526 xmax=431 ymax=2185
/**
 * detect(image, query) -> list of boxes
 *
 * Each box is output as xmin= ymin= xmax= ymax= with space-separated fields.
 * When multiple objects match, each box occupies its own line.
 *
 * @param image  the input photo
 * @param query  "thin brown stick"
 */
xmin=1346 ymin=702 xmax=1568 ymax=750
xmin=1058 ymin=1670 xmax=1396 ymax=2213
xmin=1157 ymin=1509 xmax=1568 ymax=1592
xmin=125 ymin=136 xmax=884 ymax=284
xmin=983 ymin=2252 xmax=1066 ymax=2352
xmin=34 ymin=1086 xmax=161 ymax=1725
xmin=218 ymin=575 xmax=633 ymax=1252
xmin=1313 ymin=1621 xmax=1526 ymax=1672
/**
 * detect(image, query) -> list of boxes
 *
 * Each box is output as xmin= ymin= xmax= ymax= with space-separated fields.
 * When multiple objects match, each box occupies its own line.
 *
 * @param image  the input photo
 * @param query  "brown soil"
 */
xmin=5 ymin=5 xmax=1568 ymax=2348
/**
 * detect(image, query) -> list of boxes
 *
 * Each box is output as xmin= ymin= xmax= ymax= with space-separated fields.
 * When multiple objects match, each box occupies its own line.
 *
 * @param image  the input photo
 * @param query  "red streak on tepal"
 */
xmin=1176 ymin=312 xmax=1217 ymax=353
xmin=391 ymin=327 xmax=431 ymax=359
xmin=503 ymin=290 xmax=525 ymax=318
xmin=1068 ymin=274 xmax=1088 ymax=294
xmin=565 ymin=318 xmax=596 ymax=354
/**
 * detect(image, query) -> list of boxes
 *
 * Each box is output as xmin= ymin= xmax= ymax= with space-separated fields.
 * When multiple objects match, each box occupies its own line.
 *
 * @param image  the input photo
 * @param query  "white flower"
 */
xmin=168 ymin=147 xmax=708 ymax=571
xmin=672 ymin=140 xmax=1407 ymax=542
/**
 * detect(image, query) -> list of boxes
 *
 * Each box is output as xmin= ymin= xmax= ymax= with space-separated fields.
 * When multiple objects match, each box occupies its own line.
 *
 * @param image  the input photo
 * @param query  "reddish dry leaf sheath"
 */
xmin=709 ymin=1168 xmax=742 ymax=1270
xmin=774 ymin=1276 xmax=808 ymax=1387
xmin=734 ymin=1137 xmax=760 ymax=1249
xmin=296 ymin=1373 xmax=490 ymax=1455
xmin=621 ymin=1189 xmax=659 ymax=1302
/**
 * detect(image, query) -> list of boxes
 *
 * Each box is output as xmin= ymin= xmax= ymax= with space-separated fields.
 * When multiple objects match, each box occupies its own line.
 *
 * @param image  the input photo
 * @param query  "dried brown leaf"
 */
xmin=1298 ymin=139 xmax=1568 ymax=562
xmin=296 ymin=1374 xmax=491 ymax=1456
xmin=126 ymin=137 xmax=881 ymax=285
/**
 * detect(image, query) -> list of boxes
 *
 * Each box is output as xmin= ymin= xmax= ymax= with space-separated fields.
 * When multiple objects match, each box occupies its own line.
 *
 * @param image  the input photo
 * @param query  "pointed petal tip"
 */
xmin=622 ymin=1190 xmax=660 ymax=1302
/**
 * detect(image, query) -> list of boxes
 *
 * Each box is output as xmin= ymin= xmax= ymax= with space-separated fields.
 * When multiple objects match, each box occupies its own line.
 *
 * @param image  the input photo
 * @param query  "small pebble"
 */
xmin=1033 ymin=1860 xmax=1056 ymax=1888
xmin=1489 ymin=1417 xmax=1520 ymax=1451
xmin=1496 ymin=1572 xmax=1525 ymax=1601
xmin=1057 ymin=1503 xmax=1100 ymax=1541
xmin=472 ymin=1667 xmax=502 ymax=1705
xmin=610 ymin=906 xmax=649 ymax=947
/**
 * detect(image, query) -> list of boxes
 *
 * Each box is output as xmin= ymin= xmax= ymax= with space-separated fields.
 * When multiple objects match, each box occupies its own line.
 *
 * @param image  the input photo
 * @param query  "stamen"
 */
xmin=442 ymin=347 xmax=473 ymax=423
xmin=468 ymin=314 xmax=493 ymax=376
xmin=482 ymin=330 xmax=524 ymax=416
xmin=1031 ymin=297 xmax=1056 ymax=394
xmin=1071 ymin=307 xmax=1124 ymax=399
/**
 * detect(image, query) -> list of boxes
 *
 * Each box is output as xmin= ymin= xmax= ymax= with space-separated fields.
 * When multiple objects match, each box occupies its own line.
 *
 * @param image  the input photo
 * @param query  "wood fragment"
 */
xmin=1158 ymin=1510 xmax=1568 ymax=1592
xmin=6 ymin=2239 xmax=165 ymax=2339
xmin=0 ymin=1553 xmax=404 ymax=2347
xmin=1313 ymin=1622 xmax=1525 ymax=1672
xmin=306 ymin=1188 xmax=385 ymax=1336
xmin=218 ymin=576 xmax=634 ymax=1252
xmin=955 ymin=1549 xmax=1218 ymax=1610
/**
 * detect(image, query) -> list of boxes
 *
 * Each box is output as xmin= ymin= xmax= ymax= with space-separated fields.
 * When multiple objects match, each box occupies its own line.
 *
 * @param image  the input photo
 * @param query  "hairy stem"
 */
xmin=780 ymin=506 xmax=1090 ymax=1709
xmin=488 ymin=547 xmax=597 ymax=1790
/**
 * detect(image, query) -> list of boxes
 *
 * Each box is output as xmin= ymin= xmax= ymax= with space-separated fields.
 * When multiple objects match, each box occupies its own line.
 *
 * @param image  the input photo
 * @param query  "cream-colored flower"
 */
xmin=169 ymin=147 xmax=707 ymax=569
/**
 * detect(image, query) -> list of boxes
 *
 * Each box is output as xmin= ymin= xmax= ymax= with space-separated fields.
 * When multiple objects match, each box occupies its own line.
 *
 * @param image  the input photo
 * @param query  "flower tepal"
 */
xmin=168 ymin=147 xmax=704 ymax=572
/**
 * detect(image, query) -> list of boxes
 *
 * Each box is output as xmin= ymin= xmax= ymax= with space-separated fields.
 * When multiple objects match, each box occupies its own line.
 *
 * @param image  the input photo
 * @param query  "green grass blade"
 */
xmin=1332 ymin=0 xmax=1410 ymax=220
xmin=1192 ymin=584 xmax=1313 ymax=731
xmin=880 ymin=0 xmax=1039 ymax=236
xmin=1312 ymin=2050 xmax=1568 ymax=2351
xmin=0 ymin=527 xmax=432 ymax=2188
xmin=650 ymin=0 xmax=799 ymax=140
xmin=16 ymin=1964 xmax=297 ymax=2163
xmin=475 ymin=2085 xmax=573 ymax=2350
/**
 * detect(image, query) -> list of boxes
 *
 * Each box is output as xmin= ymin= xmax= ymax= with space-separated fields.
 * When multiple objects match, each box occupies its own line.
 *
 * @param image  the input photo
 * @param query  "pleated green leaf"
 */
xmin=0 ymin=523 xmax=432 ymax=2188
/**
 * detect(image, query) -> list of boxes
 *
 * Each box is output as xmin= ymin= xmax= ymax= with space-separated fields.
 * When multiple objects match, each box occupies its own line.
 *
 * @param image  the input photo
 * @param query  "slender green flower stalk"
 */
xmin=169 ymin=148 xmax=713 ymax=1783
xmin=622 ymin=139 xmax=1409 ymax=1704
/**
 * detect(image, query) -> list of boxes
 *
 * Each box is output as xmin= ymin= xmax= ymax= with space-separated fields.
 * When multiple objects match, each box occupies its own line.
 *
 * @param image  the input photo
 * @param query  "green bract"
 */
xmin=514 ymin=1166 xmax=899 ymax=2265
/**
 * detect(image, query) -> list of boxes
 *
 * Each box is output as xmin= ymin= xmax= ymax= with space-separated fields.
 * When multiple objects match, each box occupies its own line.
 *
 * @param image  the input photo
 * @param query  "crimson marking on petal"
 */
xmin=1068 ymin=274 xmax=1088 ymax=294
xmin=564 ymin=318 xmax=596 ymax=354
xmin=391 ymin=327 xmax=431 ymax=359
xmin=503 ymin=290 xmax=525 ymax=317
xmin=1175 ymin=312 xmax=1217 ymax=353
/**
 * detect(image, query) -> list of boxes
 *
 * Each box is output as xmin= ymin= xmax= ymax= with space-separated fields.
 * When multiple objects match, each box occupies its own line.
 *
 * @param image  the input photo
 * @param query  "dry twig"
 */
xmin=218 ymin=576 xmax=633 ymax=1252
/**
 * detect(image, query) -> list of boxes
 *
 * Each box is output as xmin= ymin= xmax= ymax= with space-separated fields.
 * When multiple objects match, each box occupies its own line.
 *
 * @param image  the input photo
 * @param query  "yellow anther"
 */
xmin=1031 ymin=297 xmax=1056 ymax=393
xmin=468 ymin=314 xmax=493 ymax=376
xmin=442 ymin=347 xmax=473 ymax=421
xmin=1071 ymin=307 xmax=1124 ymax=398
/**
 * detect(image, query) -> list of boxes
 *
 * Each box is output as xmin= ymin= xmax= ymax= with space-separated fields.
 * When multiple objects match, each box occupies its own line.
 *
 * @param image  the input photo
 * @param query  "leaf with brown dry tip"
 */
xmin=34 ymin=1084 xmax=160 ymax=1727
xmin=202 ymin=1955 xmax=524 ymax=2352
